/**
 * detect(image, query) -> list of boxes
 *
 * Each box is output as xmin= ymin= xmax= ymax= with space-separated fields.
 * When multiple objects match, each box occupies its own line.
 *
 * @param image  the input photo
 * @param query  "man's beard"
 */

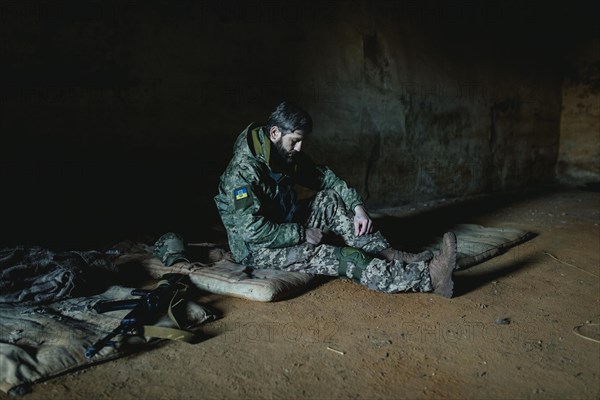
xmin=273 ymin=139 xmax=297 ymax=164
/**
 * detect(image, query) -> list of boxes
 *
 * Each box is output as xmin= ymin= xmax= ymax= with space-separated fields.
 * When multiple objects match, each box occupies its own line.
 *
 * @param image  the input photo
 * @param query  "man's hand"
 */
xmin=306 ymin=227 xmax=323 ymax=245
xmin=354 ymin=205 xmax=373 ymax=236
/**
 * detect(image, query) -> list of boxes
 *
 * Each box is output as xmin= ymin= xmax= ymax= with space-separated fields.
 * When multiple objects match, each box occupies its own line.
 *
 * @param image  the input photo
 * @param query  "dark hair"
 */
xmin=265 ymin=101 xmax=313 ymax=135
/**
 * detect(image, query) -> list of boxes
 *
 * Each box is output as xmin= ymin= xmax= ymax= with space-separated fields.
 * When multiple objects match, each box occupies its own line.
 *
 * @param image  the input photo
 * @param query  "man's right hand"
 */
xmin=305 ymin=228 xmax=323 ymax=245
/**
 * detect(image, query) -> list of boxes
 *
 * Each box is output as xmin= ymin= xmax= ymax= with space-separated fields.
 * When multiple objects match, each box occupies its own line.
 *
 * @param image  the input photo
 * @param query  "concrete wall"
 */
xmin=557 ymin=39 xmax=600 ymax=183
xmin=0 ymin=1 xmax=594 ymax=246
xmin=298 ymin=2 xmax=562 ymax=208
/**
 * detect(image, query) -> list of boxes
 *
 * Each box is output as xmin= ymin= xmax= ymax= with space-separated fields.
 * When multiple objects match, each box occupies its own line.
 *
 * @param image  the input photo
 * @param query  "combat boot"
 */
xmin=427 ymin=232 xmax=457 ymax=298
xmin=379 ymin=248 xmax=433 ymax=263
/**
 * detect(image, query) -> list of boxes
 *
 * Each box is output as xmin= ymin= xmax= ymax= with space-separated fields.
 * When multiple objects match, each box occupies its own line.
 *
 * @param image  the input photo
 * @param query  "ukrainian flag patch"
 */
xmin=233 ymin=186 xmax=253 ymax=210
xmin=235 ymin=187 xmax=248 ymax=200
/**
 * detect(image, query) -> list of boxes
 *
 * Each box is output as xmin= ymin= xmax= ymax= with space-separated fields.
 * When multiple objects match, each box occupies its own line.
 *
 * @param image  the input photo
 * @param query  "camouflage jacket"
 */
xmin=214 ymin=123 xmax=364 ymax=263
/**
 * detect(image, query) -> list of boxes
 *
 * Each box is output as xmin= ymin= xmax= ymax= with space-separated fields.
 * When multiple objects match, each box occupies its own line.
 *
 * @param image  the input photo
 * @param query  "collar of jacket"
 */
xmin=249 ymin=125 xmax=297 ymax=175
xmin=250 ymin=126 xmax=271 ymax=165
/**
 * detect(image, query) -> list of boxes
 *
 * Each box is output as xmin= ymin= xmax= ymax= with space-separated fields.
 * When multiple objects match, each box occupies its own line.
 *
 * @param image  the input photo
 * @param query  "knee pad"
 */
xmin=335 ymin=247 xmax=372 ymax=281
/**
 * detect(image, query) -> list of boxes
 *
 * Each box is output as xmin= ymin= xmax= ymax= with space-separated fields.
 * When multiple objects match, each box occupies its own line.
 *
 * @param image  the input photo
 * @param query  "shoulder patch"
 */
xmin=235 ymin=187 xmax=248 ymax=200
xmin=233 ymin=186 xmax=253 ymax=210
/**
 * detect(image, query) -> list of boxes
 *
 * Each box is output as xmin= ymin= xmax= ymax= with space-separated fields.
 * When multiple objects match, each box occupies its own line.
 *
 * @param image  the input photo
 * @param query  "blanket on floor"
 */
xmin=0 ymin=283 xmax=214 ymax=395
xmin=424 ymin=224 xmax=535 ymax=269
xmin=0 ymin=246 xmax=117 ymax=305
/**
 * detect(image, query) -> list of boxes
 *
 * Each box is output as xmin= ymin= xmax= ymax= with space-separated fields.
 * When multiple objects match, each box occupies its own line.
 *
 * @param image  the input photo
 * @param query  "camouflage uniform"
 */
xmin=214 ymin=124 xmax=432 ymax=293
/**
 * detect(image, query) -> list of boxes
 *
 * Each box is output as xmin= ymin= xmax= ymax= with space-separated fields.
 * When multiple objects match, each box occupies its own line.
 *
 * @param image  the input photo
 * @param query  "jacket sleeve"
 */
xmin=229 ymin=166 xmax=306 ymax=249
xmin=295 ymin=154 xmax=364 ymax=212
xmin=318 ymin=166 xmax=365 ymax=212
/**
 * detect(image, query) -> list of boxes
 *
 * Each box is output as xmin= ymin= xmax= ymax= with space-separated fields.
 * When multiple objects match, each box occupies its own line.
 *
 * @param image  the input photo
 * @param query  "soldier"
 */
xmin=214 ymin=101 xmax=456 ymax=298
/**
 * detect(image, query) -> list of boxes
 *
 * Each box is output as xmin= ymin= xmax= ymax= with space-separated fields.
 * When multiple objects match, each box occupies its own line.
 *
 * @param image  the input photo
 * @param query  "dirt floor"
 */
xmin=2 ymin=185 xmax=599 ymax=399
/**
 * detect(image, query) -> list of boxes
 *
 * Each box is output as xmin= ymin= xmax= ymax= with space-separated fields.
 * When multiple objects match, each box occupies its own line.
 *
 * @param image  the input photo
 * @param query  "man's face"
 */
xmin=270 ymin=127 xmax=305 ymax=164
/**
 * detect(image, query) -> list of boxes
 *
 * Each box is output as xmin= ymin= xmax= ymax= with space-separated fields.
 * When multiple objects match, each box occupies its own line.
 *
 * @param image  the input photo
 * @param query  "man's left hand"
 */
xmin=354 ymin=205 xmax=373 ymax=236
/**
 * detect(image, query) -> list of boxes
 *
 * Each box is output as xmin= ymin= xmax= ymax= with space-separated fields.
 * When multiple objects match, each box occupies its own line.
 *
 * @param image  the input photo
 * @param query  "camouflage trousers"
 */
xmin=248 ymin=190 xmax=433 ymax=293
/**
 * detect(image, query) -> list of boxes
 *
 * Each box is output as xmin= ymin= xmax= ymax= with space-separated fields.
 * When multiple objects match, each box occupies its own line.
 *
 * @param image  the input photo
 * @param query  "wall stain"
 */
xmin=363 ymin=31 xmax=389 ymax=88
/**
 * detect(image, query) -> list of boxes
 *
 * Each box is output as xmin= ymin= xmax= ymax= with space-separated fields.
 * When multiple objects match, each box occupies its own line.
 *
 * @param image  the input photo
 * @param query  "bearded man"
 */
xmin=214 ymin=101 xmax=456 ymax=297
